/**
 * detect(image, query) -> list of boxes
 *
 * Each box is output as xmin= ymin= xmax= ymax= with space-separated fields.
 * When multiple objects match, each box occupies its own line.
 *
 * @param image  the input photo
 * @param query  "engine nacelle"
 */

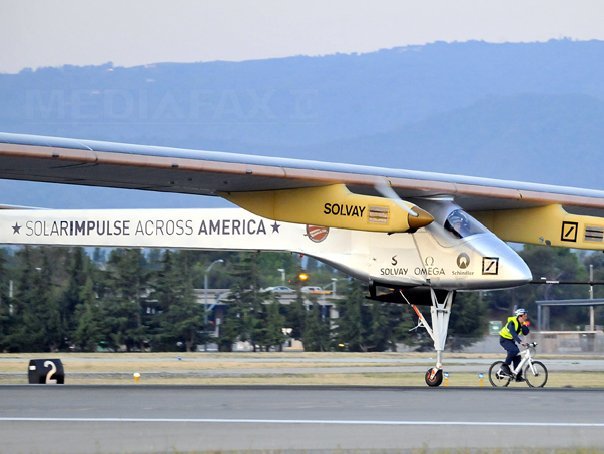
xmin=221 ymin=184 xmax=433 ymax=233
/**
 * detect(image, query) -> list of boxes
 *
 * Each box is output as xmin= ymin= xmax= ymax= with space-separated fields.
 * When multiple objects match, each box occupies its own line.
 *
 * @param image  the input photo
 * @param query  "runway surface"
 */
xmin=1 ymin=385 xmax=603 ymax=453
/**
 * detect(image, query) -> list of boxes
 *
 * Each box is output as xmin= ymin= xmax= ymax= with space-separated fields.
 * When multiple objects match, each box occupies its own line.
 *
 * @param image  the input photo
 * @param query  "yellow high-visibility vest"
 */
xmin=499 ymin=316 xmax=520 ymax=340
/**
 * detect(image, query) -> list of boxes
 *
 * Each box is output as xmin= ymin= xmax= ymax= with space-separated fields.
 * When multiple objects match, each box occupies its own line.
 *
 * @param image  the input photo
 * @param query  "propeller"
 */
xmin=375 ymin=181 xmax=418 ymax=216
xmin=375 ymin=180 xmax=434 ymax=230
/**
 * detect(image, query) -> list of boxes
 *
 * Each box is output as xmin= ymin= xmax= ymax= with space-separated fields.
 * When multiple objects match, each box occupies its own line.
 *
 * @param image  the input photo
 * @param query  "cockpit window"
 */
xmin=444 ymin=209 xmax=486 ymax=239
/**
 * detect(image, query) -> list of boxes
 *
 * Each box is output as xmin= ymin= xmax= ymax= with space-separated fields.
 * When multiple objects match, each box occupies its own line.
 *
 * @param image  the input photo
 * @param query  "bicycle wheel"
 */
xmin=488 ymin=361 xmax=511 ymax=387
xmin=524 ymin=361 xmax=548 ymax=388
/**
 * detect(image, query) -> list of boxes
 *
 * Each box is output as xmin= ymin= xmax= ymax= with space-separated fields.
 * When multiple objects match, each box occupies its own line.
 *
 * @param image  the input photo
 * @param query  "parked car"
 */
xmin=262 ymin=286 xmax=294 ymax=293
xmin=300 ymin=286 xmax=331 ymax=295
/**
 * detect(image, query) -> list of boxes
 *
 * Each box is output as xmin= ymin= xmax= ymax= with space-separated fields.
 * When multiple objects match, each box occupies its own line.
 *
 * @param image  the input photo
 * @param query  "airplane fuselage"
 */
xmin=0 ymin=207 xmax=531 ymax=291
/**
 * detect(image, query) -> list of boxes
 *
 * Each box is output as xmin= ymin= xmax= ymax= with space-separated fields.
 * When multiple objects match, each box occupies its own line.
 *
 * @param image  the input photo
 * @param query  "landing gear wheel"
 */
xmin=425 ymin=368 xmax=443 ymax=387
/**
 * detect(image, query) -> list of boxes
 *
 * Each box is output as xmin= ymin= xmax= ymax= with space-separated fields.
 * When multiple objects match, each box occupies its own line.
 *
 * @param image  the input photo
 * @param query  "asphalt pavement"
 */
xmin=0 ymin=385 xmax=603 ymax=453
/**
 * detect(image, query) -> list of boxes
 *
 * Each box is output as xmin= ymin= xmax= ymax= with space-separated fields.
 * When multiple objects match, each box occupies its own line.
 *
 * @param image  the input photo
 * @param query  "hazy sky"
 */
xmin=1 ymin=0 xmax=604 ymax=73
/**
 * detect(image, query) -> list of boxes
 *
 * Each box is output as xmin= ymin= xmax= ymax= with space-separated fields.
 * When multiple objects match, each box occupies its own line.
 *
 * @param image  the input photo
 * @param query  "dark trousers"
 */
xmin=500 ymin=337 xmax=521 ymax=371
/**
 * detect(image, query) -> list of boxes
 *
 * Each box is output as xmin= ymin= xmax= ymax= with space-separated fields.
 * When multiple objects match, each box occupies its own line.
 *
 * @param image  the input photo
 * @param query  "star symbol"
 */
xmin=271 ymin=222 xmax=280 ymax=233
xmin=12 ymin=222 xmax=21 ymax=234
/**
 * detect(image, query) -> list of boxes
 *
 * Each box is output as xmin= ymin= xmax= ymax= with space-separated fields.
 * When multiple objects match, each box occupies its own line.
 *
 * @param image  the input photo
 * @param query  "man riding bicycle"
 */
xmin=499 ymin=308 xmax=530 ymax=381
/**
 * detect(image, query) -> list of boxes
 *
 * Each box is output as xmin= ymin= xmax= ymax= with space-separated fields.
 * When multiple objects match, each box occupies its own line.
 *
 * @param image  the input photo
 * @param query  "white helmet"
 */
xmin=514 ymin=308 xmax=527 ymax=317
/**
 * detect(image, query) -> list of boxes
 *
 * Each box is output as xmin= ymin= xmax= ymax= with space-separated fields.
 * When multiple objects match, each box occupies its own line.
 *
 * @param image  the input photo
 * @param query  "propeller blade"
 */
xmin=375 ymin=181 xmax=418 ymax=217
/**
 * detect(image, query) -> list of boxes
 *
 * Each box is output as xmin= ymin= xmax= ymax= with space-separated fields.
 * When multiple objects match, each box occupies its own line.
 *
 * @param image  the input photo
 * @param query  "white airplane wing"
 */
xmin=1 ymin=132 xmax=603 ymax=249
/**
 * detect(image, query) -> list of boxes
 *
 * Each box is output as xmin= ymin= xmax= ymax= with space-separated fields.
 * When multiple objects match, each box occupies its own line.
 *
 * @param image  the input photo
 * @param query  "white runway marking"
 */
xmin=1 ymin=417 xmax=603 ymax=427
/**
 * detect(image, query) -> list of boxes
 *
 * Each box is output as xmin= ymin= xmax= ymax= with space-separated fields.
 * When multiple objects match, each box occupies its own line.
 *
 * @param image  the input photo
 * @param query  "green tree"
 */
xmin=285 ymin=291 xmax=306 ymax=340
xmin=380 ymin=302 xmax=415 ymax=352
xmin=258 ymin=299 xmax=286 ymax=351
xmin=99 ymin=249 xmax=148 ymax=351
xmin=335 ymin=279 xmax=368 ymax=351
xmin=257 ymin=252 xmax=299 ymax=288
xmin=216 ymin=311 xmax=240 ymax=352
xmin=365 ymin=301 xmax=391 ymax=351
xmin=148 ymin=249 xmax=180 ymax=350
xmin=189 ymin=251 xmax=237 ymax=290
xmin=302 ymin=301 xmax=331 ymax=351
xmin=336 ymin=281 xmax=416 ymax=352
xmin=60 ymin=248 xmax=95 ymax=349
xmin=73 ymin=277 xmax=105 ymax=351
xmin=446 ymin=292 xmax=486 ymax=351
xmin=152 ymin=250 xmax=202 ymax=352
xmin=0 ymin=248 xmax=11 ymax=351
xmin=219 ymin=254 xmax=256 ymax=350
xmin=219 ymin=252 xmax=283 ymax=351
xmin=8 ymin=247 xmax=62 ymax=352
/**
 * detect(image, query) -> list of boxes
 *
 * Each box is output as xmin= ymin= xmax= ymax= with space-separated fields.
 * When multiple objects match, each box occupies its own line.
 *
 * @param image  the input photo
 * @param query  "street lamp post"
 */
xmin=589 ymin=264 xmax=595 ymax=331
xmin=204 ymin=259 xmax=224 ymax=329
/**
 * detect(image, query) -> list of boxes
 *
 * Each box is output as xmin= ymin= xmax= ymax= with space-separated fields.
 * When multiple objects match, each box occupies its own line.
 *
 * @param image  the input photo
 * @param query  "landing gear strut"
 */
xmin=402 ymin=288 xmax=455 ymax=387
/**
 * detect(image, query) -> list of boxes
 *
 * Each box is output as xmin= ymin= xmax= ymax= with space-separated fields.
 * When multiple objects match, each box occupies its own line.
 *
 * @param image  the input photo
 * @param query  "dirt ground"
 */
xmin=1 ymin=351 xmax=602 ymax=387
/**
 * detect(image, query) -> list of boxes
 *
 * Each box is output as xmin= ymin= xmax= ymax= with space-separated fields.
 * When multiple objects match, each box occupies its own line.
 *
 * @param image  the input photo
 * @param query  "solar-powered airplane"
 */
xmin=1 ymin=132 xmax=603 ymax=386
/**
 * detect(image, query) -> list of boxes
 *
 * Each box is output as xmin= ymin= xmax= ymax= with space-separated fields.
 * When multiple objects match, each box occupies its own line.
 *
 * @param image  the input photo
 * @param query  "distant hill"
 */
xmin=298 ymin=93 xmax=604 ymax=188
xmin=0 ymin=39 xmax=603 ymax=207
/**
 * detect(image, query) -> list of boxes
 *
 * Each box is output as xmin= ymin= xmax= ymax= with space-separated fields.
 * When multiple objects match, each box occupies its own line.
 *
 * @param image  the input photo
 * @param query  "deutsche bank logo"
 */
xmin=482 ymin=257 xmax=499 ymax=275
xmin=561 ymin=221 xmax=578 ymax=243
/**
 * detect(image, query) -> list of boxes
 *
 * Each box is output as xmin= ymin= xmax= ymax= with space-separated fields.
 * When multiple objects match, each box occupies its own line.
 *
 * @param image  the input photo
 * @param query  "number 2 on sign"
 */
xmin=44 ymin=360 xmax=57 ymax=384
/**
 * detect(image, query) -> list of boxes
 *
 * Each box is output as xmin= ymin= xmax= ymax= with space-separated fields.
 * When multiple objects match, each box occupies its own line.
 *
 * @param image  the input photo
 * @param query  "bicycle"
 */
xmin=488 ymin=342 xmax=548 ymax=388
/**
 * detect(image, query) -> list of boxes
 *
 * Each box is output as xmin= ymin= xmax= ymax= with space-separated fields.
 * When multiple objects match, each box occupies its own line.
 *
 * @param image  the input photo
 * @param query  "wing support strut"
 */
xmin=399 ymin=288 xmax=455 ymax=387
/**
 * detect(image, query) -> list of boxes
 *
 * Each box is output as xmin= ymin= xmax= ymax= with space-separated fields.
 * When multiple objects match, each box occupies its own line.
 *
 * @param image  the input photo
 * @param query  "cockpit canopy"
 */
xmin=444 ymin=209 xmax=487 ymax=239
